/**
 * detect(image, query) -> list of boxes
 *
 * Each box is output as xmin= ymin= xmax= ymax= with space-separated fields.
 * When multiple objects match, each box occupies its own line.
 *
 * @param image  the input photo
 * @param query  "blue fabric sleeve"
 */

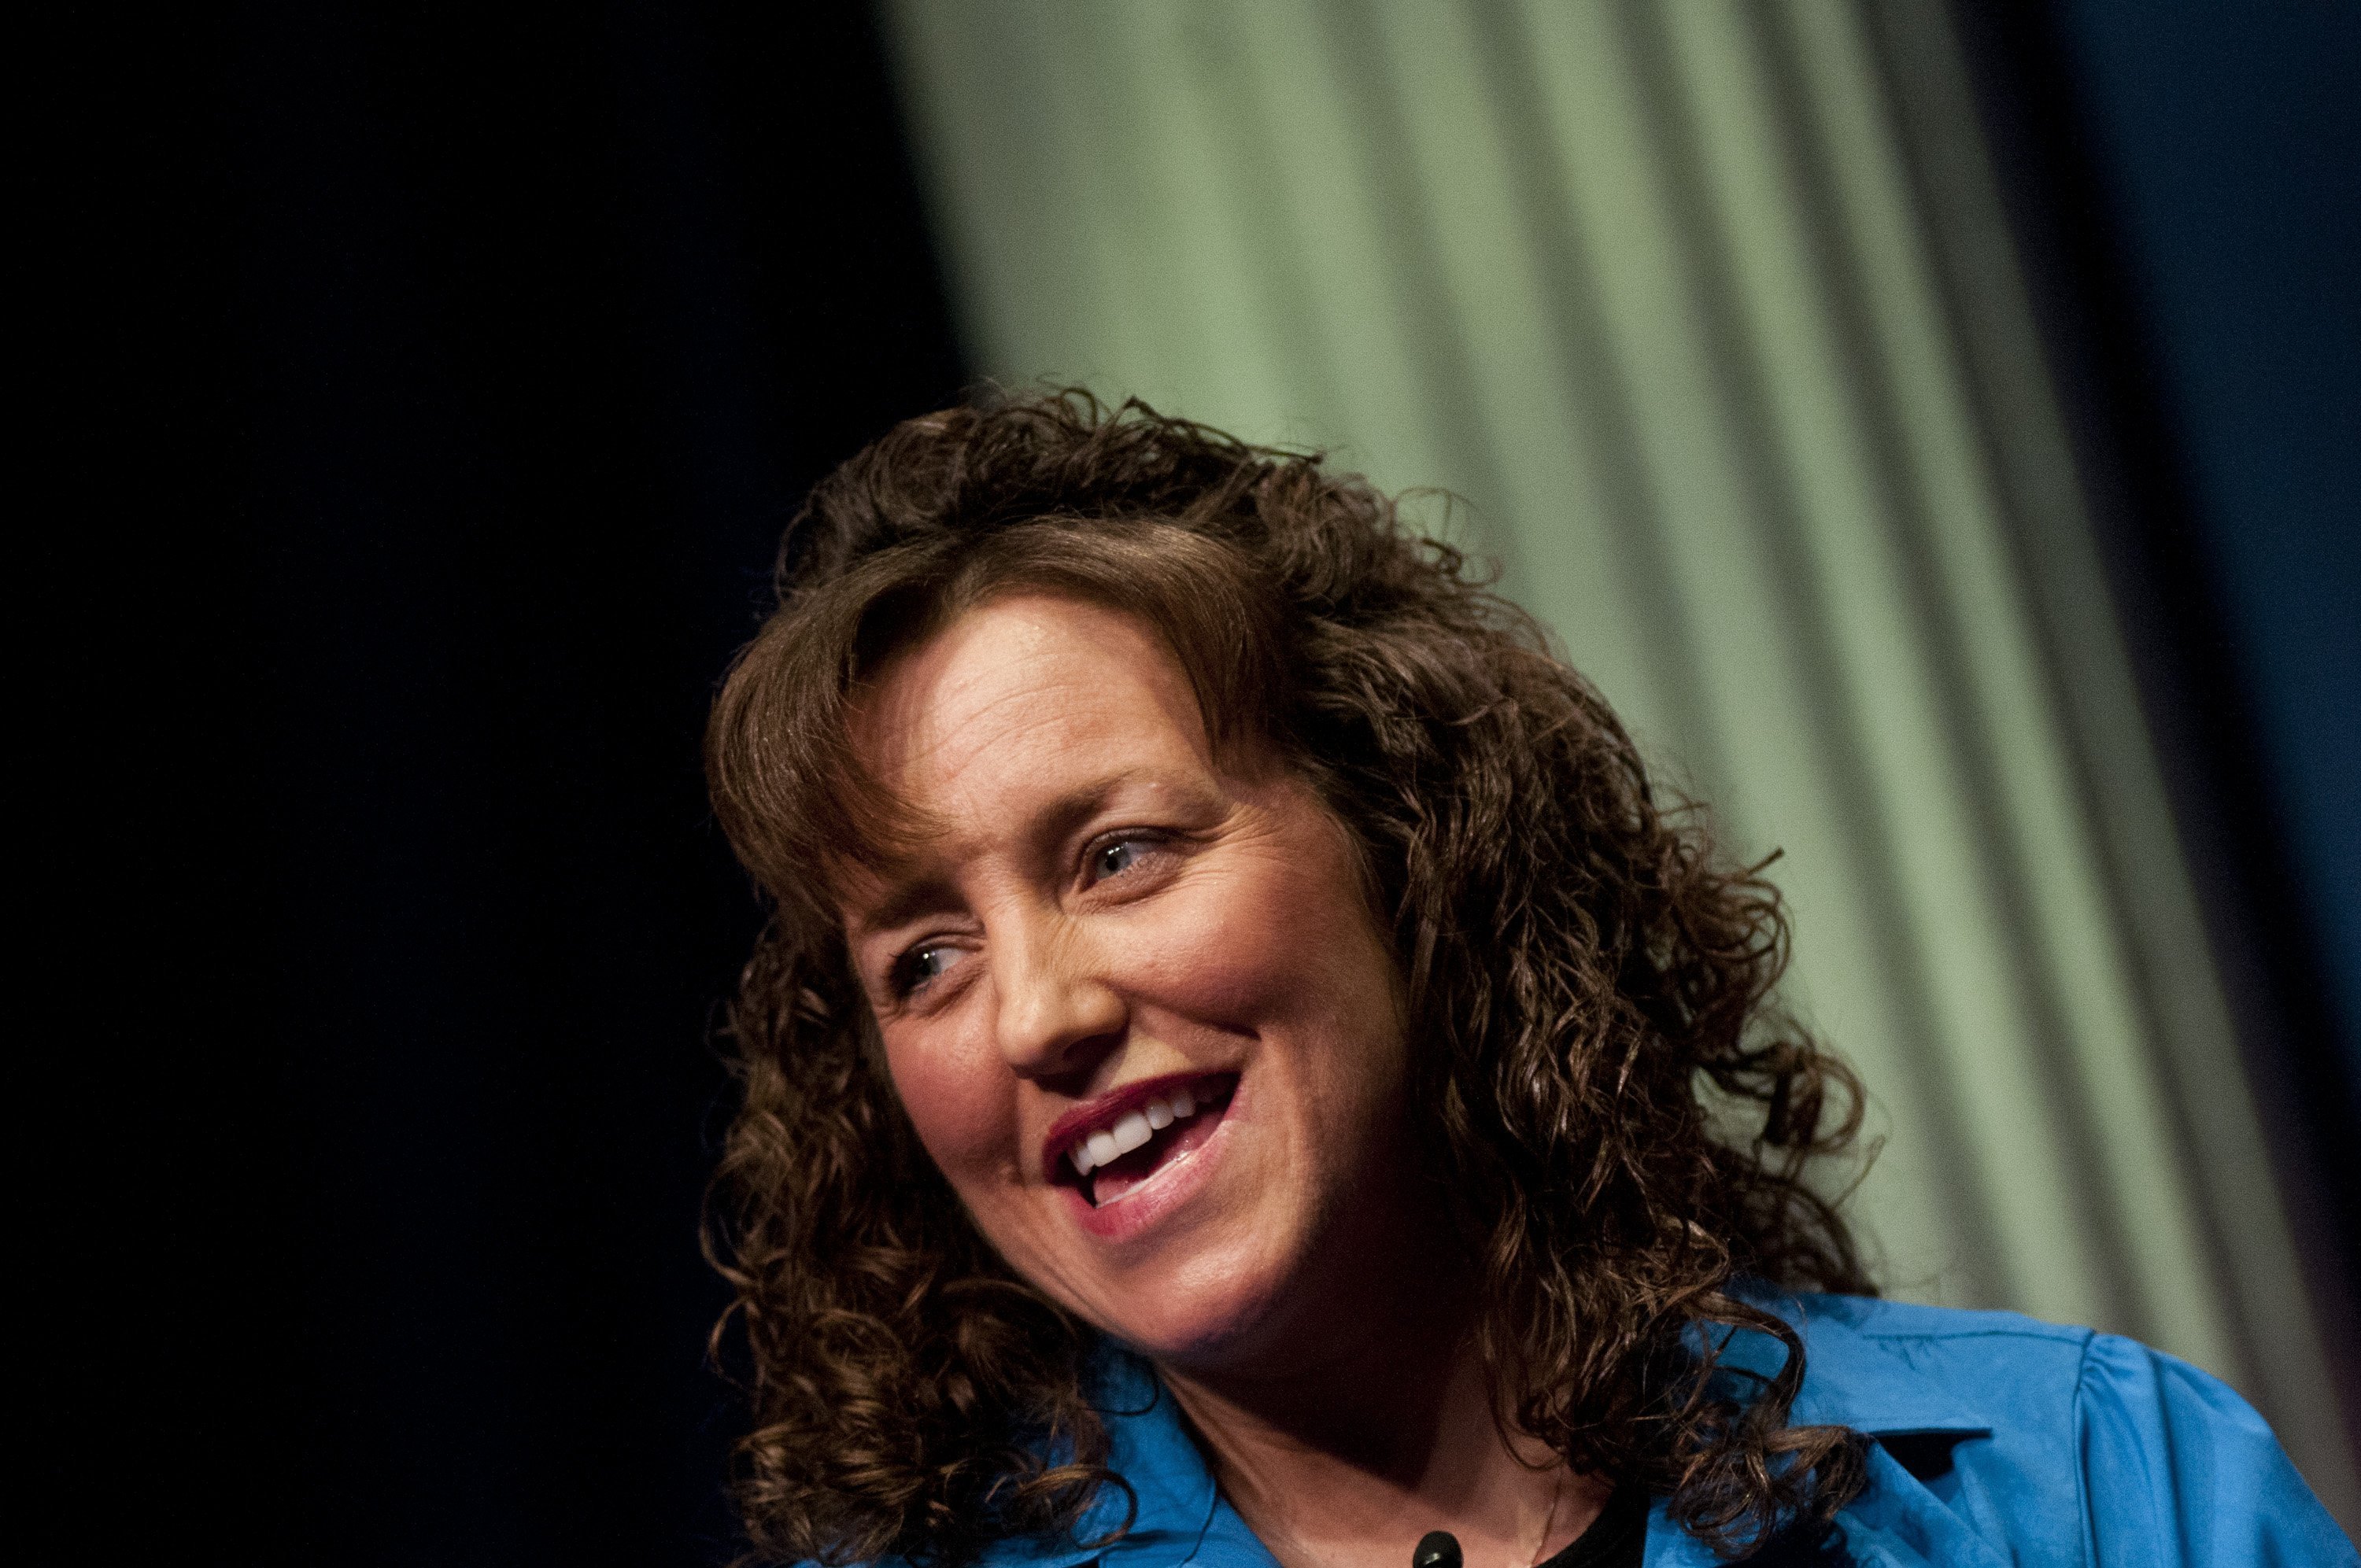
xmin=2076 ymin=1332 xmax=2355 ymax=1566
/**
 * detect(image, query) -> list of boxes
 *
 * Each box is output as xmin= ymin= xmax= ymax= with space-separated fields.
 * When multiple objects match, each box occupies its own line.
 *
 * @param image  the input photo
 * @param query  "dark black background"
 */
xmin=30 ymin=4 xmax=962 ymax=1562
xmin=215 ymin=6 xmax=967 ymax=1559
xmin=22 ymin=2 xmax=2355 ymax=1562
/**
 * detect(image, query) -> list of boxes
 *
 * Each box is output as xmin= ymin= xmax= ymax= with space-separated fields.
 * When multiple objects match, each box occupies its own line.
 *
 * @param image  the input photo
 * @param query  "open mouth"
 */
xmin=1050 ymin=1072 xmax=1237 ymax=1208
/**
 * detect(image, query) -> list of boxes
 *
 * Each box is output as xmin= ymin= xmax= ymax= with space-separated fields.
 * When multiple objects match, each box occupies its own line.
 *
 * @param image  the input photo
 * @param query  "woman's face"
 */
xmin=843 ymin=593 xmax=1420 ymax=1369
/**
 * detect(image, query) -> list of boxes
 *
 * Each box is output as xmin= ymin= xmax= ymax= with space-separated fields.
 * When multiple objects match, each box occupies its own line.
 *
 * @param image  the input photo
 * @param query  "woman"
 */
xmin=704 ymin=393 xmax=2347 ymax=1566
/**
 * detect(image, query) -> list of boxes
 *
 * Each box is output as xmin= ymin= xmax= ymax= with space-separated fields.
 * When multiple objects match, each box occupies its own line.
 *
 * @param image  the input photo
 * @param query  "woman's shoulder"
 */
xmin=1720 ymin=1291 xmax=2357 ymax=1566
xmin=1778 ymin=1291 xmax=2093 ymax=1427
xmin=1776 ymin=1288 xmax=2310 ymax=1461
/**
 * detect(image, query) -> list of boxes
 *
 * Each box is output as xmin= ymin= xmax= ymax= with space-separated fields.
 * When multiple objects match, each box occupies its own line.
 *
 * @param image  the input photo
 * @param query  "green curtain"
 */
xmin=878 ymin=0 xmax=2355 ymax=1511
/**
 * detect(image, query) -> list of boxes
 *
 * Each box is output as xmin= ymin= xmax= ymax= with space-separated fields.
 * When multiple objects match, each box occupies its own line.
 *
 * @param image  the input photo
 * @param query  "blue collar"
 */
xmin=967 ymin=1352 xmax=1222 ymax=1568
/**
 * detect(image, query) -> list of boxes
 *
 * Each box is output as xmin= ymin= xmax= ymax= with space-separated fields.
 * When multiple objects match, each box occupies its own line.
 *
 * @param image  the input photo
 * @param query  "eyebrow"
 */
xmin=847 ymin=873 xmax=962 ymax=940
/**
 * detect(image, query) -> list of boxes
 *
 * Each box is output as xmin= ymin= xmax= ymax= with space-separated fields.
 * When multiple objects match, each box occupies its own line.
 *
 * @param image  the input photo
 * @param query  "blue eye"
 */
xmin=1094 ymin=840 xmax=1143 ymax=880
xmin=896 ymin=943 xmax=959 ymax=995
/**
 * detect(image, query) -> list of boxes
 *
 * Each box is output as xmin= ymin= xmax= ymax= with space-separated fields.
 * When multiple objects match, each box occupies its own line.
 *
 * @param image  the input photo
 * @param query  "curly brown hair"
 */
xmin=704 ymin=391 xmax=1875 ymax=1565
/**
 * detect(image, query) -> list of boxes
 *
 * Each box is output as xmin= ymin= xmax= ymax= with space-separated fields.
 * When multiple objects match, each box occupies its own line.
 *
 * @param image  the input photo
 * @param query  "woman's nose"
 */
xmin=990 ymin=915 xmax=1125 ymax=1079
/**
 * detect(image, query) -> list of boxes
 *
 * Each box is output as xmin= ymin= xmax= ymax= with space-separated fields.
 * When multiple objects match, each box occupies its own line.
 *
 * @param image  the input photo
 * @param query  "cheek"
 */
xmin=1140 ymin=841 xmax=1402 ymax=1064
xmin=881 ymin=1024 xmax=1017 ymax=1183
xmin=1119 ymin=868 xmax=1310 ymax=1025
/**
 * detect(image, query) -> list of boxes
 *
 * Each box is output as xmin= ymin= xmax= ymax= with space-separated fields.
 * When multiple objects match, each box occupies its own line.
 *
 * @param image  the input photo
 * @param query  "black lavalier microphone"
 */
xmin=1413 ymin=1530 xmax=1463 ymax=1568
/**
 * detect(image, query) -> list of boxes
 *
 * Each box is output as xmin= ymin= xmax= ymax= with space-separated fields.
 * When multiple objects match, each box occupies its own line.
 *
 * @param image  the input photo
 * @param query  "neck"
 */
xmin=1157 ymin=1265 xmax=1607 ymax=1568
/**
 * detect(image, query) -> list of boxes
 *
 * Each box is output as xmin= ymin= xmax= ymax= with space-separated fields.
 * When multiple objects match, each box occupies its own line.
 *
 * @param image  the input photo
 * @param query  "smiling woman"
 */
xmin=702 ymin=393 xmax=2346 ymax=1568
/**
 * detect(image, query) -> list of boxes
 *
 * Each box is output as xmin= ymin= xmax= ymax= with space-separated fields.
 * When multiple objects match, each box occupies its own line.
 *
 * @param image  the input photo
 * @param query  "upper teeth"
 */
xmin=1070 ymin=1087 xmax=1199 ymax=1176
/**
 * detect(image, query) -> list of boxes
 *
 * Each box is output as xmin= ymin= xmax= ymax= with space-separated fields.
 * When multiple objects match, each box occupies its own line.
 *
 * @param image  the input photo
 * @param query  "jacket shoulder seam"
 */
xmin=2073 ymin=1332 xmax=2098 ymax=1568
xmin=1849 ymin=1322 xmax=2093 ymax=1345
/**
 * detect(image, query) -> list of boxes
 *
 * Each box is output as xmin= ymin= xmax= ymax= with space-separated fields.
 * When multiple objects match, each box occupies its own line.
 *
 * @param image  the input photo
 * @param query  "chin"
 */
xmin=1088 ymin=1241 xmax=1306 ymax=1367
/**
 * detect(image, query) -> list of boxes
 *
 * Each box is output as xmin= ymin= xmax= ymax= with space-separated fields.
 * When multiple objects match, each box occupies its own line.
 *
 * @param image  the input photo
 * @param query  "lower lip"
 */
xmin=1059 ymin=1081 xmax=1242 ymax=1243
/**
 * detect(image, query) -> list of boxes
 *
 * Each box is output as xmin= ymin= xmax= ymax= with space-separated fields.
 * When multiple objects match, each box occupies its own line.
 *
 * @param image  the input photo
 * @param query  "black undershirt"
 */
xmin=1532 ymin=1480 xmax=1649 ymax=1568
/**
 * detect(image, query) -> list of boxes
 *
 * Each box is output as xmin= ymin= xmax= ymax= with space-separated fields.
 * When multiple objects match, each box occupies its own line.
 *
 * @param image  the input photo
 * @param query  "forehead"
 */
xmin=850 ymin=592 xmax=1216 ymax=828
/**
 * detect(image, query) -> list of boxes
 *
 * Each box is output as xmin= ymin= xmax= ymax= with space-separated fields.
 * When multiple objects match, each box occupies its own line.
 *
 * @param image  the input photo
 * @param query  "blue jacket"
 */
xmin=960 ymin=1294 xmax=2352 ymax=1568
